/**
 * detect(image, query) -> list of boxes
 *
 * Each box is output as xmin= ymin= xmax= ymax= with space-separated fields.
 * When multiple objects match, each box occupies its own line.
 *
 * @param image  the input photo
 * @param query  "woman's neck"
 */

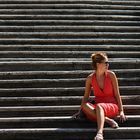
xmin=96 ymin=70 xmax=105 ymax=77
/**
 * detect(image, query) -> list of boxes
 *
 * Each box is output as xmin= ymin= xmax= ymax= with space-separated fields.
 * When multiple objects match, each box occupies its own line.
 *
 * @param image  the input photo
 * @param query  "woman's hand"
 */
xmin=119 ymin=111 xmax=127 ymax=123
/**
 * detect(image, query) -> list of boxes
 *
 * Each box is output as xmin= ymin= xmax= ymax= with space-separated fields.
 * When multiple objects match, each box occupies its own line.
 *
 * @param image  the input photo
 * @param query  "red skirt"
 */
xmin=81 ymin=102 xmax=119 ymax=122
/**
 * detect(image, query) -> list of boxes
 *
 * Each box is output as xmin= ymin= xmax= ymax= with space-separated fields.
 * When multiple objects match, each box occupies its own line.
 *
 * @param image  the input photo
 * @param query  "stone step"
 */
xmin=0 ymin=127 xmax=139 ymax=140
xmin=1 ymin=26 xmax=140 ymax=32
xmin=0 ymin=78 xmax=136 ymax=88
xmin=0 ymin=3 xmax=140 ymax=10
xmin=0 ymin=115 xmax=139 ymax=128
xmin=4 ymin=58 xmax=140 ymax=61
xmin=0 ymin=77 xmax=139 ymax=88
xmin=0 ymin=95 xmax=139 ymax=106
xmin=0 ymin=45 xmax=139 ymax=51
xmin=0 ymin=60 xmax=139 ymax=71
xmin=1 ymin=15 xmax=140 ymax=20
xmin=6 ymin=58 xmax=138 ymax=61
xmin=1 ymin=32 xmax=140 ymax=39
xmin=0 ymin=9 xmax=140 ymax=16
xmin=0 ymin=0 xmax=140 ymax=5
xmin=0 ymin=39 xmax=140 ymax=45
xmin=0 ymin=86 xmax=139 ymax=97
xmin=0 ymin=69 xmax=139 ymax=79
xmin=1 ymin=20 xmax=140 ymax=26
xmin=0 ymin=105 xmax=139 ymax=117
xmin=0 ymin=51 xmax=139 ymax=58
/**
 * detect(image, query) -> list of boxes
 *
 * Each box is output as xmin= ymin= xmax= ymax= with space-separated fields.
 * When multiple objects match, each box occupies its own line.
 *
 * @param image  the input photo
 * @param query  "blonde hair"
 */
xmin=91 ymin=52 xmax=107 ymax=70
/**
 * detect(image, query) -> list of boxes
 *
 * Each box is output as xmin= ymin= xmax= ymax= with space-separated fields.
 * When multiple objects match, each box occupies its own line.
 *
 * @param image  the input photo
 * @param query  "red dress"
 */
xmin=82 ymin=72 xmax=119 ymax=121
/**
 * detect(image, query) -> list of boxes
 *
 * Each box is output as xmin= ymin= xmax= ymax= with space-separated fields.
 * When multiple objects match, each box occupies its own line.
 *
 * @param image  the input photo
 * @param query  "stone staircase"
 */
xmin=0 ymin=0 xmax=140 ymax=139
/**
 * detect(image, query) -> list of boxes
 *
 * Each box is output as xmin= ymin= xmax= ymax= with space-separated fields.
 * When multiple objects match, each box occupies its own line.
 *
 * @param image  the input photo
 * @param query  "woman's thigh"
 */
xmin=81 ymin=102 xmax=97 ymax=121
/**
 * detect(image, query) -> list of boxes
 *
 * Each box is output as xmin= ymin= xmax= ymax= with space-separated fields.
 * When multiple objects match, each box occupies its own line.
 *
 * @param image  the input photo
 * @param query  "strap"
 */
xmin=94 ymin=133 xmax=104 ymax=140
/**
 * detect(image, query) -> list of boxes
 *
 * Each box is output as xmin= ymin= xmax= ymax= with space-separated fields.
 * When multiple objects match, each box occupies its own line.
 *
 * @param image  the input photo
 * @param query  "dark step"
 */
xmin=0 ymin=14 xmax=140 ymax=21
xmin=0 ymin=115 xmax=139 ymax=128
xmin=0 ymin=70 xmax=91 ymax=79
xmin=0 ymin=77 xmax=139 ymax=88
xmin=0 ymin=9 xmax=140 ymax=16
xmin=1 ymin=32 xmax=140 ymax=39
xmin=1 ymin=26 xmax=140 ymax=32
xmin=0 ymin=60 xmax=139 ymax=71
xmin=0 ymin=45 xmax=139 ymax=51
xmin=0 ymin=105 xmax=139 ymax=117
xmin=0 ymin=86 xmax=139 ymax=97
xmin=1 ymin=20 xmax=140 ymax=26
xmin=0 ymin=127 xmax=139 ymax=140
xmin=1 ymin=58 xmax=139 ymax=62
xmin=0 ymin=58 xmax=98 ymax=61
xmin=1 ymin=15 xmax=140 ymax=20
xmin=0 ymin=0 xmax=140 ymax=6
xmin=0 ymin=79 xmax=85 ymax=88
xmin=0 ymin=69 xmax=139 ymax=79
xmin=0 ymin=38 xmax=140 ymax=45
xmin=0 ymin=95 xmax=139 ymax=106
xmin=0 ymin=51 xmax=139 ymax=58
xmin=0 ymin=3 xmax=140 ymax=10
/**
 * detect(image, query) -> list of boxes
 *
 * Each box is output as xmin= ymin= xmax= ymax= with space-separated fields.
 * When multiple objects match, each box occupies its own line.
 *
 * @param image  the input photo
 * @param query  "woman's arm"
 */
xmin=81 ymin=74 xmax=92 ymax=108
xmin=109 ymin=71 xmax=126 ymax=122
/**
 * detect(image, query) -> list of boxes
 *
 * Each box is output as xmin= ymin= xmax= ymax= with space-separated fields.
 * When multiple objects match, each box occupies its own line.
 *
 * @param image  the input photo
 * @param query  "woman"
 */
xmin=81 ymin=52 xmax=126 ymax=140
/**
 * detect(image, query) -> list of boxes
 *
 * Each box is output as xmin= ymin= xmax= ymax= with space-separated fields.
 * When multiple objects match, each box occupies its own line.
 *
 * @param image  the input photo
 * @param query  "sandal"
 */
xmin=108 ymin=119 xmax=119 ymax=128
xmin=106 ymin=119 xmax=119 ymax=128
xmin=111 ymin=120 xmax=119 ymax=128
xmin=94 ymin=133 xmax=104 ymax=140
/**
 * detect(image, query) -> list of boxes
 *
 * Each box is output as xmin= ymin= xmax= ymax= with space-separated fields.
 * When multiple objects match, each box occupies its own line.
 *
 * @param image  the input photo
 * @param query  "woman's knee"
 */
xmin=82 ymin=102 xmax=94 ymax=112
xmin=81 ymin=102 xmax=88 ymax=111
xmin=81 ymin=103 xmax=97 ymax=121
xmin=96 ymin=104 xmax=104 ymax=111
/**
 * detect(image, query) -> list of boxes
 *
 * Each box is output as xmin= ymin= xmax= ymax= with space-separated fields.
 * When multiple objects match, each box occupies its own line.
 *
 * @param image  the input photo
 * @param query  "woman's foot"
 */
xmin=94 ymin=133 xmax=104 ymax=140
xmin=106 ymin=118 xmax=119 ymax=128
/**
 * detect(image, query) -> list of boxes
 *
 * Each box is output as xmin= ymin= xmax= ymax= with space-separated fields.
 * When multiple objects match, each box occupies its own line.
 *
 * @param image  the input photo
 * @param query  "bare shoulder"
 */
xmin=107 ymin=70 xmax=117 ymax=79
xmin=86 ymin=73 xmax=94 ymax=83
xmin=108 ymin=70 xmax=117 ymax=81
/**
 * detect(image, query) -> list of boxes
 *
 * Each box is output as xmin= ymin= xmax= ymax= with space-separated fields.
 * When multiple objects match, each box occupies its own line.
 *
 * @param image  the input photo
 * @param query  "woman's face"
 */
xmin=97 ymin=57 xmax=109 ymax=71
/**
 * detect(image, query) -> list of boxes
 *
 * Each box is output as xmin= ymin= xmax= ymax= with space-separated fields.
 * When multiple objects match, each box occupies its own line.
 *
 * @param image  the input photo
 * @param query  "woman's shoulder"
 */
xmin=107 ymin=70 xmax=117 ymax=79
xmin=86 ymin=72 xmax=95 ymax=81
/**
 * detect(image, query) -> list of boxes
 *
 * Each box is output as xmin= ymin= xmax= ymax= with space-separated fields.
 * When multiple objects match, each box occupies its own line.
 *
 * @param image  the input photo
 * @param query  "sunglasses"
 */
xmin=100 ymin=61 xmax=109 ymax=65
xmin=104 ymin=61 xmax=109 ymax=65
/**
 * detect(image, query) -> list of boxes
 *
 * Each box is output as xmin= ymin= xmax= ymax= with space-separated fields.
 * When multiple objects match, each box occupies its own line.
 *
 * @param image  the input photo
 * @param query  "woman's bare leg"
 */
xmin=82 ymin=103 xmax=97 ymax=121
xmin=95 ymin=104 xmax=105 ymax=134
xmin=105 ymin=117 xmax=119 ymax=128
xmin=82 ymin=103 xmax=118 ymax=128
xmin=82 ymin=103 xmax=104 ymax=139
xmin=82 ymin=103 xmax=118 ymax=140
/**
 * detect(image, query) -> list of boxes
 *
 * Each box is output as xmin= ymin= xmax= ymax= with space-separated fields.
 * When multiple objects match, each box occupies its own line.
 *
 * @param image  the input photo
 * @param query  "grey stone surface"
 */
xmin=0 ymin=0 xmax=139 ymax=139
